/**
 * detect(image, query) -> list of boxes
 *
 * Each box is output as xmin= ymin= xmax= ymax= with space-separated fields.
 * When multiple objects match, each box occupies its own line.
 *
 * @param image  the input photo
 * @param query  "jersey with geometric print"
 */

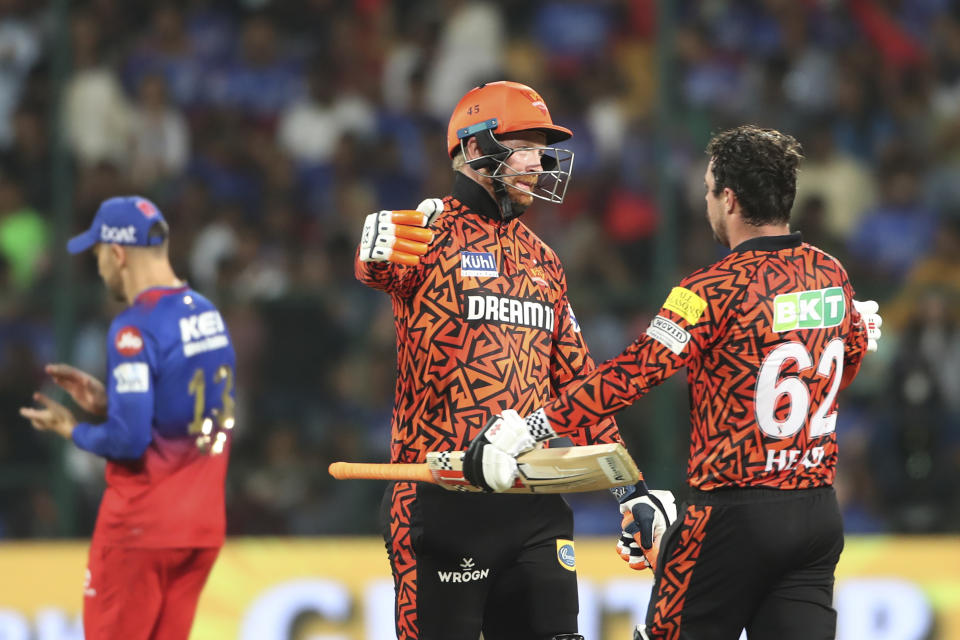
xmin=541 ymin=233 xmax=868 ymax=490
xmin=355 ymin=174 xmax=622 ymax=464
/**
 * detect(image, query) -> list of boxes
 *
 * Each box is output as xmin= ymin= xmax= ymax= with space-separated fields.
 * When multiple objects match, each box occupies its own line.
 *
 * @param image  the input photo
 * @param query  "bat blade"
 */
xmin=329 ymin=444 xmax=640 ymax=494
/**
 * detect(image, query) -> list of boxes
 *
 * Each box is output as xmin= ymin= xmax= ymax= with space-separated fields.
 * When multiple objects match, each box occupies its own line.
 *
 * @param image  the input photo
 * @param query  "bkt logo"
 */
xmin=773 ymin=287 xmax=845 ymax=332
xmin=100 ymin=224 xmax=137 ymax=244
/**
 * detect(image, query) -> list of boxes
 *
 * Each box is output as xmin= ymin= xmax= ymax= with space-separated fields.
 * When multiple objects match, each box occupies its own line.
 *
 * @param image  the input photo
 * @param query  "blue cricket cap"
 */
xmin=67 ymin=196 xmax=168 ymax=254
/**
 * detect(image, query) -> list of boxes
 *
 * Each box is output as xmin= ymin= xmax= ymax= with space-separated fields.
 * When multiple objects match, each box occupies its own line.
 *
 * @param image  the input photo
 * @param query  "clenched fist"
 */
xmin=359 ymin=198 xmax=444 ymax=266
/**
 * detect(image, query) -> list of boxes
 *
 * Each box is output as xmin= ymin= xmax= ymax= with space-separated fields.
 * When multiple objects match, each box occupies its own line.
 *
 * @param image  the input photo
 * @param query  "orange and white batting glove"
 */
xmin=853 ymin=299 xmax=882 ymax=352
xmin=359 ymin=198 xmax=444 ymax=267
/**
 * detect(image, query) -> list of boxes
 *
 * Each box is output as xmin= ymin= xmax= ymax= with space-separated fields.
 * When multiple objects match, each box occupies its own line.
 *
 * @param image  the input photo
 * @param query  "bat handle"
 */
xmin=328 ymin=461 xmax=436 ymax=484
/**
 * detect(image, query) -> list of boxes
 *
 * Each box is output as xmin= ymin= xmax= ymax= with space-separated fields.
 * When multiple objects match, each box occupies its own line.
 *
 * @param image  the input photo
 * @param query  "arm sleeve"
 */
xmin=840 ymin=280 xmax=869 ymax=390
xmin=71 ymin=322 xmax=155 ymax=460
xmin=549 ymin=276 xmax=623 ymax=446
xmin=543 ymin=273 xmax=732 ymax=436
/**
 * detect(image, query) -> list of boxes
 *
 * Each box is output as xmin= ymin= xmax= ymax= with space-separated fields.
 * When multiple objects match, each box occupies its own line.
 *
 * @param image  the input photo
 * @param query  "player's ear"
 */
xmin=723 ymin=187 xmax=738 ymax=215
xmin=464 ymin=136 xmax=481 ymax=161
xmin=110 ymin=243 xmax=126 ymax=267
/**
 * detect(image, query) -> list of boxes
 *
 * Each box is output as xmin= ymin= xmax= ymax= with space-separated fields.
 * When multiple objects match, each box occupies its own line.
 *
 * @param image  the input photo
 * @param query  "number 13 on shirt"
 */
xmin=187 ymin=364 xmax=236 ymax=454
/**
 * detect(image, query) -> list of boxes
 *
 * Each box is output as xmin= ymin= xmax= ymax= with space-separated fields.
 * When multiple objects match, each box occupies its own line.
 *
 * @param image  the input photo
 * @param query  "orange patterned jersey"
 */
xmin=541 ymin=233 xmax=868 ymax=490
xmin=356 ymin=175 xmax=622 ymax=463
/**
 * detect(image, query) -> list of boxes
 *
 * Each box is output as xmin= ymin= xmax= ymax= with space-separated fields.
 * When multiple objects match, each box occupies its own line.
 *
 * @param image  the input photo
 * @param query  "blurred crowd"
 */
xmin=0 ymin=0 xmax=958 ymax=538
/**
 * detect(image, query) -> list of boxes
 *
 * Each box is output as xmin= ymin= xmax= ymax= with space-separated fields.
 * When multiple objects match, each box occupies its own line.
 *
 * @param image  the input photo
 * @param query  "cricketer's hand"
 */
xmin=613 ymin=482 xmax=677 ymax=571
xmin=359 ymin=198 xmax=444 ymax=266
xmin=462 ymin=410 xmax=535 ymax=492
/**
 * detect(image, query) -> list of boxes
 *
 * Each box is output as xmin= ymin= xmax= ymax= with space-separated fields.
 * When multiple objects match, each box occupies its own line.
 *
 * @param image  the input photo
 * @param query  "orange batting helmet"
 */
xmin=446 ymin=81 xmax=572 ymax=158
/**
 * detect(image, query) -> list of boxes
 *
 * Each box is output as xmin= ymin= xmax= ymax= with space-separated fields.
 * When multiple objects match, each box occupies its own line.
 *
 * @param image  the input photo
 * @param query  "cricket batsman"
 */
xmin=354 ymin=80 xmax=671 ymax=640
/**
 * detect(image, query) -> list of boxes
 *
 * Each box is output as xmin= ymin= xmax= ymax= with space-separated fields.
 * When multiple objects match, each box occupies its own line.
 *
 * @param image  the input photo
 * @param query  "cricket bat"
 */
xmin=328 ymin=443 xmax=640 ymax=493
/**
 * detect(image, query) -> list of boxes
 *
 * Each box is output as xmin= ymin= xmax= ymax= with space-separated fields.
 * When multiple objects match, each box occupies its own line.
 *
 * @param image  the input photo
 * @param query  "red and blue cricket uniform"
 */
xmin=74 ymin=284 xmax=236 ymax=640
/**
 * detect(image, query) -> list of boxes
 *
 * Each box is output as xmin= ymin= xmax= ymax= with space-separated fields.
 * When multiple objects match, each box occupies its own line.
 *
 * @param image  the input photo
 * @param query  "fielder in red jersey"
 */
xmin=467 ymin=126 xmax=884 ymax=640
xmin=21 ymin=197 xmax=236 ymax=640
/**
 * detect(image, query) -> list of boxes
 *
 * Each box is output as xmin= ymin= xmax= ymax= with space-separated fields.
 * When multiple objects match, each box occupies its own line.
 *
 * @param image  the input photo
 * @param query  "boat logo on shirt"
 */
xmin=115 ymin=326 xmax=144 ymax=356
xmin=460 ymin=251 xmax=498 ymax=278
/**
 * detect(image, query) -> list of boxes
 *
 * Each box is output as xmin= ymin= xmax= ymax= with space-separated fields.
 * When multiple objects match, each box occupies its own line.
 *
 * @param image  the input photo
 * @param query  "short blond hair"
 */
xmin=452 ymin=150 xmax=465 ymax=172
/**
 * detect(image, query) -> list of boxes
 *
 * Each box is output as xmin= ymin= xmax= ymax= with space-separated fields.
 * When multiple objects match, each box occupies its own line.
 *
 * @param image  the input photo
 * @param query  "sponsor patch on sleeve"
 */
xmin=662 ymin=286 xmax=708 ymax=325
xmin=556 ymin=539 xmax=576 ymax=571
xmin=646 ymin=315 xmax=691 ymax=355
xmin=114 ymin=326 xmax=144 ymax=357
xmin=113 ymin=362 xmax=150 ymax=393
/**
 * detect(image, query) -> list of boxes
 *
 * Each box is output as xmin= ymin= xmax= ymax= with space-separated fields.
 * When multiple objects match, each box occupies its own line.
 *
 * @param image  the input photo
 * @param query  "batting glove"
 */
xmin=359 ymin=198 xmax=444 ymax=266
xmin=612 ymin=481 xmax=677 ymax=572
xmin=463 ymin=410 xmax=535 ymax=492
xmin=634 ymin=625 xmax=652 ymax=640
xmin=616 ymin=529 xmax=651 ymax=571
xmin=852 ymin=299 xmax=882 ymax=352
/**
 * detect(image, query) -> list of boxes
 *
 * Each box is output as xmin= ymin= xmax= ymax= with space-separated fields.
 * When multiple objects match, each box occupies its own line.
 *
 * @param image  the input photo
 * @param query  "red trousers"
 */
xmin=83 ymin=545 xmax=220 ymax=640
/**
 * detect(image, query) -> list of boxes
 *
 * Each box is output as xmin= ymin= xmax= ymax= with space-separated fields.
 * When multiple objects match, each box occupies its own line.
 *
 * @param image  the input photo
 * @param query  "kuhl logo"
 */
xmin=100 ymin=224 xmax=137 ymax=244
xmin=115 ymin=326 xmax=144 ymax=356
xmin=460 ymin=252 xmax=498 ymax=277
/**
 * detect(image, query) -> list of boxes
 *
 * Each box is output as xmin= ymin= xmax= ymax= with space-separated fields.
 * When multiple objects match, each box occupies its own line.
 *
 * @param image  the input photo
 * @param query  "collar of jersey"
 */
xmin=451 ymin=172 xmax=505 ymax=223
xmin=731 ymin=232 xmax=802 ymax=253
xmin=134 ymin=283 xmax=189 ymax=307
